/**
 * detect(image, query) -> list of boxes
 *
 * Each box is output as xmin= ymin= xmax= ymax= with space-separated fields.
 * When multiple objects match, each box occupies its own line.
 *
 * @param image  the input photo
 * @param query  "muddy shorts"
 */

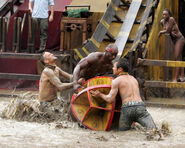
xmin=119 ymin=101 xmax=156 ymax=131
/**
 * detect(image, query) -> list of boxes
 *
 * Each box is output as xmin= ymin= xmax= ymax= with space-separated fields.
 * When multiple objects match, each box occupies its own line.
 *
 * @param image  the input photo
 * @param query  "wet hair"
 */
xmin=163 ymin=8 xmax=172 ymax=16
xmin=116 ymin=58 xmax=129 ymax=72
xmin=105 ymin=43 xmax=118 ymax=52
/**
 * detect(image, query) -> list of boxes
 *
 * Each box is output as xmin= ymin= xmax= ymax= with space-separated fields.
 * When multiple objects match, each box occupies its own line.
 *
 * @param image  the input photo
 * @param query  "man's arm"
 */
xmin=58 ymin=67 xmax=72 ymax=81
xmin=91 ymin=79 xmax=119 ymax=103
xmin=73 ymin=53 xmax=100 ymax=91
xmin=28 ymin=1 xmax=34 ymax=13
xmin=49 ymin=5 xmax=54 ymax=22
xmin=45 ymin=69 xmax=73 ymax=91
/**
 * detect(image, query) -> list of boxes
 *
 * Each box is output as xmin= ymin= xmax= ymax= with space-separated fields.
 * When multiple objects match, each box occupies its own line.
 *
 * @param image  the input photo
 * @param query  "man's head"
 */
xmin=105 ymin=44 xmax=118 ymax=61
xmin=113 ymin=58 xmax=129 ymax=75
xmin=41 ymin=52 xmax=57 ymax=65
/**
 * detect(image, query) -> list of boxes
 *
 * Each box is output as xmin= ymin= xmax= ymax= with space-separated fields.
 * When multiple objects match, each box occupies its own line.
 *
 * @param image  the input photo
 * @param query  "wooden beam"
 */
xmin=0 ymin=52 xmax=70 ymax=60
xmin=115 ymin=0 xmax=142 ymax=57
xmin=137 ymin=58 xmax=185 ymax=68
xmin=144 ymin=81 xmax=185 ymax=89
xmin=129 ymin=0 xmax=154 ymax=53
xmin=0 ymin=73 xmax=40 ymax=80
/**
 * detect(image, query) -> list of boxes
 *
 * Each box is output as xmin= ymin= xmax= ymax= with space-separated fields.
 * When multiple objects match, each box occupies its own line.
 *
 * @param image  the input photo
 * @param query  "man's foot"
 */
xmin=36 ymin=49 xmax=45 ymax=53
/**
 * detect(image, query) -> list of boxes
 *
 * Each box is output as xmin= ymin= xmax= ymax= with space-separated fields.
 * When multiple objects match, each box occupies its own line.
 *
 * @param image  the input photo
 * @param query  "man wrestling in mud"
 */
xmin=73 ymin=43 xmax=118 ymax=92
xmin=39 ymin=52 xmax=74 ymax=102
xmin=91 ymin=58 xmax=156 ymax=131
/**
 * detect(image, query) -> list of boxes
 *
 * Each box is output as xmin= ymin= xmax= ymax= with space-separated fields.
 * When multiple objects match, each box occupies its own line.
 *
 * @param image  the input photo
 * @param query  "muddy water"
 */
xmin=1 ymin=97 xmax=185 ymax=148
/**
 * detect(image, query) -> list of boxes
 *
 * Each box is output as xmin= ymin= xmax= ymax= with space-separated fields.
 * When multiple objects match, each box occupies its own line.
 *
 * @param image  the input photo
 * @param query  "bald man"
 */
xmin=73 ymin=43 xmax=118 ymax=92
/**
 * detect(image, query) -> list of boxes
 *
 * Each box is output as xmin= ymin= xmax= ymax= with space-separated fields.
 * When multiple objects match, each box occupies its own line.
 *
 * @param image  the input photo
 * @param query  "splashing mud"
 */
xmin=0 ymin=91 xmax=185 ymax=147
xmin=1 ymin=98 xmax=74 ymax=124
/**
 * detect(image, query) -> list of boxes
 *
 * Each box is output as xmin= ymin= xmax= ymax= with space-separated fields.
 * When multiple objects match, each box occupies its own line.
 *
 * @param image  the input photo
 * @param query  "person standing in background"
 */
xmin=29 ymin=0 xmax=54 ymax=53
xmin=158 ymin=8 xmax=185 ymax=82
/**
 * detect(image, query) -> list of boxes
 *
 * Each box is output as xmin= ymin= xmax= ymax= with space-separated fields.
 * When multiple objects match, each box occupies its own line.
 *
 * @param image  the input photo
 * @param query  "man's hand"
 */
xmin=29 ymin=9 xmax=33 ymax=14
xmin=49 ymin=15 xmax=54 ymax=22
xmin=90 ymin=90 xmax=101 ymax=98
xmin=158 ymin=31 xmax=162 ymax=37
xmin=73 ymin=83 xmax=82 ymax=94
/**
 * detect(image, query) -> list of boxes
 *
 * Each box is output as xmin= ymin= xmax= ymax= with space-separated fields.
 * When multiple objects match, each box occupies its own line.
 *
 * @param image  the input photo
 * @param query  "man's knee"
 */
xmin=119 ymin=126 xmax=131 ymax=131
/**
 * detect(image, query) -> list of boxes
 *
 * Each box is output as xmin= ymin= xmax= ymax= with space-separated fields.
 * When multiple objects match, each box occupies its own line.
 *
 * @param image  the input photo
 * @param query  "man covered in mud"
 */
xmin=73 ymin=43 xmax=118 ymax=92
xmin=91 ymin=58 xmax=156 ymax=131
xmin=39 ymin=52 xmax=74 ymax=102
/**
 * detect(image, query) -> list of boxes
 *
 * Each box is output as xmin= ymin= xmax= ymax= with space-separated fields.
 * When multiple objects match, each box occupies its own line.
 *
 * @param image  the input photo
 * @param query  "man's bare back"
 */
xmin=78 ymin=52 xmax=113 ymax=80
xmin=114 ymin=74 xmax=142 ymax=104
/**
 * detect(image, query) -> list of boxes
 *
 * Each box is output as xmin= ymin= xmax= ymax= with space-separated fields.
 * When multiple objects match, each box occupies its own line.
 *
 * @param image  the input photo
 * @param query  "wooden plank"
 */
xmin=0 ymin=73 xmax=40 ymax=80
xmin=1 ymin=17 xmax=7 ymax=52
xmin=144 ymin=81 xmax=185 ymax=89
xmin=137 ymin=58 xmax=185 ymax=68
xmin=85 ymin=0 xmax=120 ymax=52
xmin=0 ymin=0 xmax=7 ymax=9
xmin=129 ymin=0 xmax=154 ymax=53
xmin=0 ymin=0 xmax=9 ymax=16
xmin=0 ymin=52 xmax=70 ymax=60
xmin=0 ymin=17 xmax=2 ymax=50
xmin=115 ymin=0 xmax=142 ymax=57
xmin=74 ymin=0 xmax=121 ymax=59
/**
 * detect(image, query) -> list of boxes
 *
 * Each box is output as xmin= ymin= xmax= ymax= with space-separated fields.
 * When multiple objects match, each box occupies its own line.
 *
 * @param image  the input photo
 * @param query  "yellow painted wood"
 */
xmin=129 ymin=24 xmax=140 ymax=39
xmin=99 ymin=41 xmax=111 ymax=52
xmin=73 ymin=104 xmax=89 ymax=120
xmin=136 ymin=7 xmax=145 ymax=21
xmin=122 ymin=43 xmax=133 ymax=57
xmin=70 ymin=0 xmax=110 ymax=12
xmin=83 ymin=108 xmax=111 ymax=131
xmin=166 ymin=61 xmax=185 ymax=67
xmin=116 ymin=8 xmax=128 ymax=21
xmin=166 ymin=82 xmax=185 ymax=89
xmin=108 ymin=22 xmax=122 ymax=38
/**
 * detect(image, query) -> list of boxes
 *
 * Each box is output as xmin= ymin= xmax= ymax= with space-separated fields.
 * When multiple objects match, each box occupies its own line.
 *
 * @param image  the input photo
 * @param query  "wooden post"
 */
xmin=2 ymin=17 xmax=7 ymax=52
xmin=0 ymin=17 xmax=2 ymax=51
xmin=164 ymin=34 xmax=174 ymax=81
xmin=82 ymin=22 xmax=87 ymax=44
xmin=60 ymin=22 xmax=65 ymax=51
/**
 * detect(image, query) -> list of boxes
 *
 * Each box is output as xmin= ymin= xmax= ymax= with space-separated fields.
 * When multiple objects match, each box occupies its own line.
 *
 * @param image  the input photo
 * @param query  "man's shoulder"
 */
xmin=43 ymin=67 xmax=54 ymax=75
xmin=88 ymin=52 xmax=103 ymax=57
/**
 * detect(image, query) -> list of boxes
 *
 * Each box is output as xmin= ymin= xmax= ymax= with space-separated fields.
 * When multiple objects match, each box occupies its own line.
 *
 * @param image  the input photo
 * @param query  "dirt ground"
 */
xmin=0 ymin=93 xmax=185 ymax=148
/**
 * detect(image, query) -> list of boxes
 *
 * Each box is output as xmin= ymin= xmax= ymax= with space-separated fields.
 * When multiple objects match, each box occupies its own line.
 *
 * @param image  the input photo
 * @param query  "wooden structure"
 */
xmin=60 ymin=17 xmax=88 ymax=51
xmin=0 ymin=52 xmax=72 ymax=80
xmin=0 ymin=17 xmax=8 ymax=52
xmin=71 ymin=76 xmax=121 ymax=131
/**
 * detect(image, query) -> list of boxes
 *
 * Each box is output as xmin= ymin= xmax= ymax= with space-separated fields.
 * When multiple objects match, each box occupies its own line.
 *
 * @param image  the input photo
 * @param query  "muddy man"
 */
xmin=73 ymin=43 xmax=118 ymax=93
xmin=39 ymin=52 xmax=74 ymax=102
xmin=91 ymin=58 xmax=156 ymax=131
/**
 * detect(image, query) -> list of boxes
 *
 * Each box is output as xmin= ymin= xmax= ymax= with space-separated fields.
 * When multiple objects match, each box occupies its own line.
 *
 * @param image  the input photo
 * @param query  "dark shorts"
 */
xmin=119 ymin=101 xmax=156 ymax=131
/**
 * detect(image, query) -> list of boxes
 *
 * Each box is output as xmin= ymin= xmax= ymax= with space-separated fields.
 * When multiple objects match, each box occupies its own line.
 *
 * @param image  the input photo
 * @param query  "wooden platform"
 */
xmin=0 ymin=52 xmax=70 ymax=60
xmin=145 ymin=98 xmax=185 ymax=109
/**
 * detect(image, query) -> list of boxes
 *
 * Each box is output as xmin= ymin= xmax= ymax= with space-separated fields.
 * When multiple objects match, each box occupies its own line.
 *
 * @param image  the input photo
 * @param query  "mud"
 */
xmin=0 ymin=92 xmax=185 ymax=147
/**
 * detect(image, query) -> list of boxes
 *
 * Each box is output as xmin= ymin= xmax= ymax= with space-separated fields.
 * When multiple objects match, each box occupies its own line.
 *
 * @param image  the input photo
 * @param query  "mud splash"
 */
xmin=1 ymin=96 xmax=74 ymax=124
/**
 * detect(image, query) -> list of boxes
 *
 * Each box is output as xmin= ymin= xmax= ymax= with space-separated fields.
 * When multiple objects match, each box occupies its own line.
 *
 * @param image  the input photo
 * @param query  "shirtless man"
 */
xmin=39 ymin=52 xmax=73 ymax=102
xmin=158 ymin=8 xmax=185 ymax=82
xmin=73 ymin=43 xmax=118 ymax=92
xmin=91 ymin=58 xmax=156 ymax=131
